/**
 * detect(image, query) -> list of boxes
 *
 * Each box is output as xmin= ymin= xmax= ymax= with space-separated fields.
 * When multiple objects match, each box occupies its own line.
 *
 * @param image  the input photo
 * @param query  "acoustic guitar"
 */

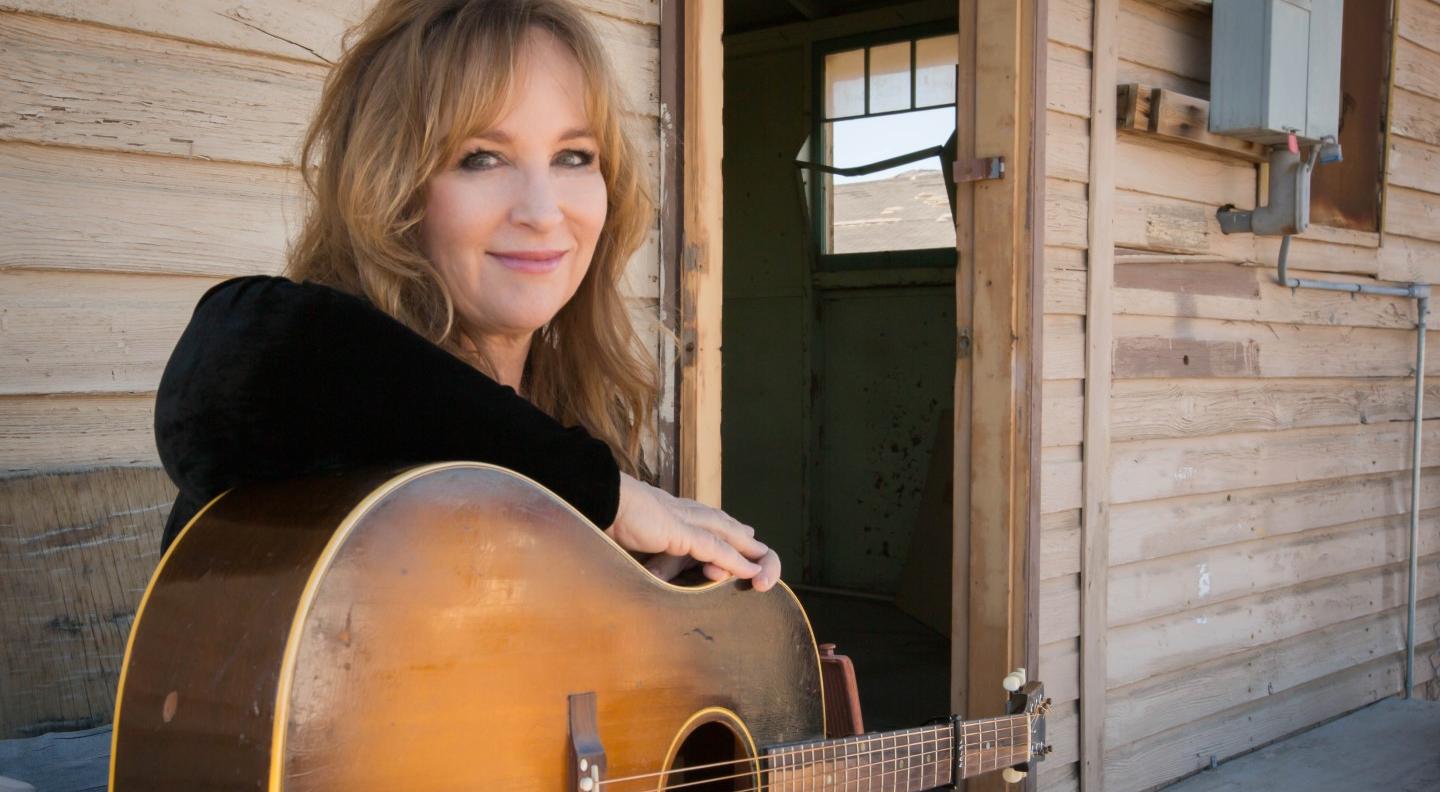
xmin=110 ymin=462 xmax=1049 ymax=790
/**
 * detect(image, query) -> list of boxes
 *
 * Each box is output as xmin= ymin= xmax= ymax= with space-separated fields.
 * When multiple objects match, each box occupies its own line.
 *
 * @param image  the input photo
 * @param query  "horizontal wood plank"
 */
xmin=0 ymin=466 xmax=173 ymax=738
xmin=0 ymin=394 xmax=160 ymax=472
xmin=1395 ymin=37 xmax=1440 ymax=102
xmin=0 ymin=270 xmax=220 ymax=396
xmin=1110 ymin=467 xmax=1440 ymax=566
xmin=1041 ymin=508 xmax=1081 ymax=580
xmin=1042 ymin=379 xmax=1084 ymax=448
xmin=1040 ymin=573 xmax=1081 ymax=646
xmin=1046 ymin=110 xmax=1091 ymax=182
xmin=1048 ymin=43 xmax=1091 ymax=118
xmin=1115 ymin=135 xmax=1255 ymax=209
xmin=1040 ymin=636 xmax=1080 ymax=705
xmin=1049 ymin=0 xmax=1091 ymax=51
xmin=1111 ymin=377 xmax=1440 ymax=442
xmin=0 ymin=141 xmax=296 ymax=277
xmin=1106 ymin=598 xmax=1440 ymax=749
xmin=1399 ymin=0 xmax=1440 ymax=55
xmin=0 ymin=10 xmax=657 ymax=167
xmin=1046 ymin=247 xmax=1087 ymax=315
xmin=1385 ymin=184 xmax=1440 ymax=244
xmin=1106 ymin=554 xmax=1440 ymax=687
xmin=1387 ymin=135 xmax=1440 ymax=195
xmin=1111 ymin=420 xmax=1440 ymax=504
xmin=1046 ymin=178 xmax=1090 ymax=250
xmin=1108 ymin=509 xmax=1440 ymax=626
xmin=1114 ymin=260 xmax=1420 ymax=329
xmin=1392 ymin=87 xmax=1440 ymax=148
xmin=0 ymin=0 xmax=659 ymax=65
xmin=1105 ymin=638 xmax=1437 ymax=791
xmin=1117 ymin=0 xmax=1208 ymax=83
xmin=1113 ymin=314 xmax=1440 ymax=380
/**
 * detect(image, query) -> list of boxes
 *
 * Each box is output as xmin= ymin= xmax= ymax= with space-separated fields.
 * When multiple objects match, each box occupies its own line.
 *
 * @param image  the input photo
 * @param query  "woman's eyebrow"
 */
xmin=475 ymin=126 xmax=595 ymax=144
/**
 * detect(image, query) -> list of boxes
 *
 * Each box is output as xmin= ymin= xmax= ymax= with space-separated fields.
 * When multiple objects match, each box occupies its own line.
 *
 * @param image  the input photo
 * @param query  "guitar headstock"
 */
xmin=1001 ymin=676 xmax=1053 ymax=783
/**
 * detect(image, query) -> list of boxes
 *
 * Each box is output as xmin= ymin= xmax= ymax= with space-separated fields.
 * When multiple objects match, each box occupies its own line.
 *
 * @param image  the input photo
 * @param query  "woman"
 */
xmin=154 ymin=0 xmax=780 ymax=592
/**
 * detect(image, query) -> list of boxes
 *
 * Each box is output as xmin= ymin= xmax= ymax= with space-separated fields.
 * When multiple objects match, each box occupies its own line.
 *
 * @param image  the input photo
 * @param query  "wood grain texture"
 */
xmin=1110 ymin=466 xmax=1440 ymax=566
xmin=1105 ymin=635 xmax=1438 ymax=791
xmin=0 ymin=394 xmax=161 ymax=471
xmin=1080 ymin=2 xmax=1118 ymax=786
xmin=0 ymin=270 xmax=221 ymax=396
xmin=1109 ymin=377 xmax=1440 ymax=442
xmin=1112 ymin=314 xmax=1440 ymax=379
xmin=0 ymin=0 xmax=659 ymax=63
xmin=1106 ymin=555 xmax=1440 ymax=688
xmin=1387 ymin=135 xmax=1440 ymax=195
xmin=1399 ymin=0 xmax=1440 ymax=54
xmin=1105 ymin=597 xmax=1440 ymax=749
xmin=1117 ymin=0 xmax=1208 ymax=83
xmin=1046 ymin=248 xmax=1088 ymax=315
xmin=1108 ymin=509 xmax=1440 ymax=627
xmin=1111 ymin=421 xmax=1440 ymax=504
xmin=1048 ymin=43 xmax=1092 ymax=118
xmin=0 ymin=467 xmax=173 ymax=738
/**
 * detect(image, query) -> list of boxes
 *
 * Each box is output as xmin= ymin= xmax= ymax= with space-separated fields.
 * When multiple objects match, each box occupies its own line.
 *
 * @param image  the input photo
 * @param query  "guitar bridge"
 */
xmin=568 ymin=692 xmax=605 ymax=792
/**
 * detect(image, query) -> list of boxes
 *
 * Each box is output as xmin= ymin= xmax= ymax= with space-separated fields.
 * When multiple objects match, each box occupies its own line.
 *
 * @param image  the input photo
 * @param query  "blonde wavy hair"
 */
xmin=287 ymin=0 xmax=659 ymax=479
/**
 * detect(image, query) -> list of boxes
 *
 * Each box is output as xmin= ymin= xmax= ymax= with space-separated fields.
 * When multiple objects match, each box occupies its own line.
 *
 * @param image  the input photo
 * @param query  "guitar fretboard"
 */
xmin=761 ymin=714 xmax=1030 ymax=790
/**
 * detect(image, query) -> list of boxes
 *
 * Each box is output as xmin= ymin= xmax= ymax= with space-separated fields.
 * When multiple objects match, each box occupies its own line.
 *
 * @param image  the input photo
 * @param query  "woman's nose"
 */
xmin=509 ymin=168 xmax=565 ymax=231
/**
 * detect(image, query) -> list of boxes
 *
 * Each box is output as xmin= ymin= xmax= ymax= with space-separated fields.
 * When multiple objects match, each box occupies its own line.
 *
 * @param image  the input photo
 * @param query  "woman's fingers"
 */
xmin=678 ymin=500 xmax=769 ymax=560
xmin=644 ymin=552 xmax=693 ymax=581
xmin=676 ymin=523 xmax=763 ymax=580
xmin=752 ymin=548 xmax=782 ymax=592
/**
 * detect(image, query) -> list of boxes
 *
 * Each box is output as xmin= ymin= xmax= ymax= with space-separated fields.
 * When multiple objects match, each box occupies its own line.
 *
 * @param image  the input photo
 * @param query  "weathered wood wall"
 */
xmin=1038 ymin=0 xmax=1440 ymax=789
xmin=0 ymin=0 xmax=665 ymax=739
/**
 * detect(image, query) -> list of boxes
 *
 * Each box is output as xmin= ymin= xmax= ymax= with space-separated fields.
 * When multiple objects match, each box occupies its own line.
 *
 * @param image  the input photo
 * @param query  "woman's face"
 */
xmin=419 ymin=28 xmax=608 ymax=344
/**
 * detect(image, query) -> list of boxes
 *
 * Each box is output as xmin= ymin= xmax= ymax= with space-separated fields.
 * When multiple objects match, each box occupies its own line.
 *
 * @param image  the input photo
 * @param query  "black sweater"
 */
xmin=153 ymin=275 xmax=621 ymax=551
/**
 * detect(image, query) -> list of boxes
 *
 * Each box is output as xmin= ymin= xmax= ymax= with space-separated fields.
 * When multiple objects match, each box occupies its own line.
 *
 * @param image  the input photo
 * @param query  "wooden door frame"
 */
xmin=660 ymin=0 xmax=723 ymax=505
xmin=664 ymin=5 xmax=1045 ymax=779
xmin=953 ymin=5 xmax=1045 ymax=790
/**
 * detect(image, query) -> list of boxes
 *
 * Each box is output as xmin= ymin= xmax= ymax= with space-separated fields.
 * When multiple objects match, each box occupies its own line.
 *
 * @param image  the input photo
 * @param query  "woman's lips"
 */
xmin=489 ymin=250 xmax=566 ymax=273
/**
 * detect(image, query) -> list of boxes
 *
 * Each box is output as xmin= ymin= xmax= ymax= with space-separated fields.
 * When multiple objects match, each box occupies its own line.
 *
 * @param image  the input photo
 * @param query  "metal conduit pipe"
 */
xmin=1276 ymin=235 xmax=1431 ymax=699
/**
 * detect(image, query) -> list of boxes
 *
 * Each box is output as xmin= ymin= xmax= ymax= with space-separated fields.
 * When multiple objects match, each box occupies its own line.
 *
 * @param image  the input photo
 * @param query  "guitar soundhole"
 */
xmin=666 ymin=721 xmax=754 ymax=791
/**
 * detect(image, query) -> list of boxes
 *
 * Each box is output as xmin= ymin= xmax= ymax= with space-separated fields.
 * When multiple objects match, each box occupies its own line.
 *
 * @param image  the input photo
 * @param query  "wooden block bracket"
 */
xmin=1116 ymin=83 xmax=1266 ymax=163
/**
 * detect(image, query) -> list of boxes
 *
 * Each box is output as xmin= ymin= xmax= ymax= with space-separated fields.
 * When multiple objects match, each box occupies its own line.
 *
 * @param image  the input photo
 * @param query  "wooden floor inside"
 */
xmin=1162 ymin=697 xmax=1440 ymax=792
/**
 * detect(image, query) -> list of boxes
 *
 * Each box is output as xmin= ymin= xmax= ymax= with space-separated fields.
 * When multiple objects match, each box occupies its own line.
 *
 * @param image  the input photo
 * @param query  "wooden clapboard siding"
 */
xmin=0 ymin=395 xmax=160 ymax=472
xmin=1106 ymin=635 xmax=1440 ymax=792
xmin=1108 ymin=509 xmax=1440 ymax=627
xmin=0 ymin=0 xmax=666 ymax=741
xmin=1108 ymin=555 xmax=1440 ymax=689
xmin=1110 ymin=467 xmax=1440 ymax=568
xmin=1038 ymin=12 xmax=1092 ymax=786
xmin=1045 ymin=2 xmax=1440 ymax=790
xmin=1043 ymin=380 xmax=1084 ymax=448
xmin=0 ymin=467 xmax=174 ymax=738
xmin=1105 ymin=597 xmax=1440 ymax=749
xmin=1046 ymin=247 xmax=1087 ymax=315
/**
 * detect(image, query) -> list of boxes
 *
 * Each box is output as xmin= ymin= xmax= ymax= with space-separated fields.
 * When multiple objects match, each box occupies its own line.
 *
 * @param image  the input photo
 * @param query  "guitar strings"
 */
xmin=614 ymin=732 xmax=956 ymax=792
xmin=597 ymin=719 xmax=1026 ymax=790
xmin=615 ymin=730 xmax=1026 ymax=792
xmin=595 ymin=726 xmax=952 ymax=787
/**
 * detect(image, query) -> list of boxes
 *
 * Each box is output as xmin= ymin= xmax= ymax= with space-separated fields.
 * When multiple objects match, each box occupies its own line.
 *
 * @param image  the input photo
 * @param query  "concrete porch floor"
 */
xmin=1162 ymin=697 xmax=1440 ymax=792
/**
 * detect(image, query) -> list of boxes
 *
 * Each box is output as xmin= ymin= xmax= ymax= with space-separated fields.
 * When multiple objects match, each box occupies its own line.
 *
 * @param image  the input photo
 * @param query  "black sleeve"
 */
xmin=153 ymin=275 xmax=621 ymax=550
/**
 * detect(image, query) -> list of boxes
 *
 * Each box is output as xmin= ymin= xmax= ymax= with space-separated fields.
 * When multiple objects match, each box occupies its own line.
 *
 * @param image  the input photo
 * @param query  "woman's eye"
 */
xmin=558 ymin=149 xmax=597 ymax=168
xmin=459 ymin=149 xmax=500 ymax=171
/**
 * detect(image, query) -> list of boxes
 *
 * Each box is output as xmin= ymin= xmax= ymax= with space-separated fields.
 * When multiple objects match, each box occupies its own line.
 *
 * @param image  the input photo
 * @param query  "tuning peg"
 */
xmin=1002 ymin=667 xmax=1027 ymax=692
xmin=1002 ymin=767 xmax=1027 ymax=784
xmin=1037 ymin=697 xmax=1053 ymax=715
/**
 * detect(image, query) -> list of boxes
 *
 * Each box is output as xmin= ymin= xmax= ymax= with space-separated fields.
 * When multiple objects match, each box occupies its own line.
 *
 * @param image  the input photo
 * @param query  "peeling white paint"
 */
xmin=1194 ymin=615 xmax=1209 ymax=625
xmin=1175 ymin=465 xmax=1196 ymax=481
xmin=1197 ymin=562 xmax=1212 ymax=599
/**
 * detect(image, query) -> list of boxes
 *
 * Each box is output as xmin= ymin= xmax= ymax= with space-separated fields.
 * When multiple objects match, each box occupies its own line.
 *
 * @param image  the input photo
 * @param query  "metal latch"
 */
xmin=953 ymin=156 xmax=1005 ymax=183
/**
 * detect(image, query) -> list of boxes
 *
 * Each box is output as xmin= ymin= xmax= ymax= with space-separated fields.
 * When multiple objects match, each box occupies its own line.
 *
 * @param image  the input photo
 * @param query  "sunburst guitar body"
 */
xmin=111 ymin=462 xmax=1047 ymax=790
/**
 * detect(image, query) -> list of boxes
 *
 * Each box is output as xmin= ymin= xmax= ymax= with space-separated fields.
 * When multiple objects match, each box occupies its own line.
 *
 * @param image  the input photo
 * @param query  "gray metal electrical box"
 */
xmin=1209 ymin=0 xmax=1344 ymax=145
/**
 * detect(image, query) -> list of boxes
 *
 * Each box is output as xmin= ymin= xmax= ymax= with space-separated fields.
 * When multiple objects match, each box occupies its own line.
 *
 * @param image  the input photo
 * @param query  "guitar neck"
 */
xmin=762 ymin=714 xmax=1032 ymax=790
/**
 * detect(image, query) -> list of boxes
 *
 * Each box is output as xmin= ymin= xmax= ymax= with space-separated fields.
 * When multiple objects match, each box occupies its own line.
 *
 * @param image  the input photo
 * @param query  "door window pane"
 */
xmin=828 ymin=107 xmax=957 ymax=254
xmin=915 ymin=34 xmax=957 ymax=107
xmin=868 ymin=41 xmax=912 ymax=114
xmin=825 ymin=48 xmax=865 ymax=119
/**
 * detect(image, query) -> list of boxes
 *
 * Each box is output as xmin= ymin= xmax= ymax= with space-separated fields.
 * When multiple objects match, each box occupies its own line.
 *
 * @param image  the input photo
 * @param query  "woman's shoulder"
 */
xmin=194 ymin=274 xmax=364 ymax=314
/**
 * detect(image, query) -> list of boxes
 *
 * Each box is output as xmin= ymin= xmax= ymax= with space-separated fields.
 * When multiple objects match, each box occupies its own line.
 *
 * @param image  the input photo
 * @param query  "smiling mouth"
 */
xmin=489 ymin=250 xmax=567 ymax=273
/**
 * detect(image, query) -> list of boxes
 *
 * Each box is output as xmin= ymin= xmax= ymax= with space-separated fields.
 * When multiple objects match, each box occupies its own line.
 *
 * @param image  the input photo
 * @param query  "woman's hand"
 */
xmin=606 ymin=473 xmax=782 ymax=592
